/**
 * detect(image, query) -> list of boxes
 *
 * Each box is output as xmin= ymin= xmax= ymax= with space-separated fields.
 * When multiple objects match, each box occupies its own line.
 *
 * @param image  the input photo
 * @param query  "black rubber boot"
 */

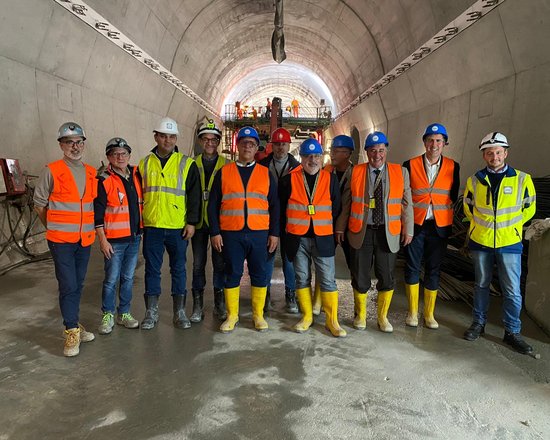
xmin=190 ymin=289 xmax=204 ymax=323
xmin=263 ymin=286 xmax=273 ymax=313
xmin=285 ymin=288 xmax=299 ymax=314
xmin=141 ymin=295 xmax=159 ymax=330
xmin=463 ymin=322 xmax=485 ymax=341
xmin=172 ymin=295 xmax=191 ymax=329
xmin=503 ymin=331 xmax=533 ymax=354
xmin=213 ymin=288 xmax=227 ymax=320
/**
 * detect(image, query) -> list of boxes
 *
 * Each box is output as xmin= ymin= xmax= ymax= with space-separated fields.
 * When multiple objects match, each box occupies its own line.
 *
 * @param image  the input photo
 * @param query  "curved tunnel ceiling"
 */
xmin=81 ymin=0 xmax=481 ymax=119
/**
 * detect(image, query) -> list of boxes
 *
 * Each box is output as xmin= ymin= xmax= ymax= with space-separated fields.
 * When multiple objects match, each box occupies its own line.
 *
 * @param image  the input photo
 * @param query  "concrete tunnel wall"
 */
xmin=329 ymin=0 xmax=550 ymax=182
xmin=0 ymin=0 xmax=548 ymax=180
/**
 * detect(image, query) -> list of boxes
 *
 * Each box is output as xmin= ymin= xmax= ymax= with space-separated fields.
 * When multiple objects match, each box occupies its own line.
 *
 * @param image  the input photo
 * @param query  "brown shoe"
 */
xmin=63 ymin=328 xmax=81 ymax=357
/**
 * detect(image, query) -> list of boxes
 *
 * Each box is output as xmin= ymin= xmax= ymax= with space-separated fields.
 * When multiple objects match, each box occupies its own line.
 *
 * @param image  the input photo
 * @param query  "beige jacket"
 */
xmin=335 ymin=162 xmax=414 ymax=253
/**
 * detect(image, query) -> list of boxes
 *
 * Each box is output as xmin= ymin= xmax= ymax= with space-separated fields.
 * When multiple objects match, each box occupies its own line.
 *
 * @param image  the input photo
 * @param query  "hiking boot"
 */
xmin=98 ymin=312 xmax=115 ymax=335
xmin=78 ymin=323 xmax=95 ymax=342
xmin=116 ymin=313 xmax=139 ymax=329
xmin=503 ymin=331 xmax=534 ymax=355
xmin=285 ymin=288 xmax=299 ymax=314
xmin=63 ymin=328 xmax=81 ymax=357
xmin=464 ymin=323 xmax=485 ymax=341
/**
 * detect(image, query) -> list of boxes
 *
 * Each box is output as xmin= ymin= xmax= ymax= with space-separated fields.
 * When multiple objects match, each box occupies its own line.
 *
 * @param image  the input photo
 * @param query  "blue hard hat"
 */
xmin=236 ymin=126 xmax=260 ymax=144
xmin=299 ymin=139 xmax=323 ymax=155
xmin=423 ymin=123 xmax=448 ymax=142
xmin=331 ymin=135 xmax=355 ymax=150
xmin=364 ymin=131 xmax=389 ymax=149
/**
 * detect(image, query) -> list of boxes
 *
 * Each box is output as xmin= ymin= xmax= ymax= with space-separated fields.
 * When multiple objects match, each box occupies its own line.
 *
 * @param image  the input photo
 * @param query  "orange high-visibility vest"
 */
xmin=46 ymin=160 xmax=97 ymax=246
xmin=286 ymin=166 xmax=333 ymax=236
xmin=409 ymin=155 xmax=454 ymax=227
xmin=348 ymin=162 xmax=404 ymax=236
xmin=100 ymin=166 xmax=143 ymax=239
xmin=219 ymin=163 xmax=270 ymax=231
xmin=323 ymin=164 xmax=334 ymax=173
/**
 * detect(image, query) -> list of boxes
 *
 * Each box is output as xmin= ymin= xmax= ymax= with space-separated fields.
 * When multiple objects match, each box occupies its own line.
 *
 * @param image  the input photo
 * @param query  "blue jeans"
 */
xmin=293 ymin=237 xmax=336 ymax=292
xmin=101 ymin=237 xmax=141 ymax=314
xmin=266 ymin=248 xmax=296 ymax=290
xmin=143 ymin=227 xmax=188 ymax=296
xmin=404 ymin=221 xmax=448 ymax=290
xmin=471 ymin=250 xmax=522 ymax=333
xmin=191 ymin=228 xmax=224 ymax=290
xmin=48 ymin=240 xmax=91 ymax=330
xmin=221 ymin=230 xmax=268 ymax=288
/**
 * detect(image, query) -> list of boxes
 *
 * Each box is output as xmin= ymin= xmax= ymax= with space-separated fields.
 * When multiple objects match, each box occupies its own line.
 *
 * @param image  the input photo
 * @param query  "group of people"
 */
xmin=34 ymin=117 xmax=536 ymax=357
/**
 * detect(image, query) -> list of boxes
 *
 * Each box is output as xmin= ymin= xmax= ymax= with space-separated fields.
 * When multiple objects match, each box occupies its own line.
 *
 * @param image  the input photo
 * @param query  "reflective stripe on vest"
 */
xmin=100 ymin=166 xmax=143 ymax=239
xmin=46 ymin=160 xmax=97 ymax=246
xmin=466 ymin=170 xmax=535 ymax=248
xmin=409 ymin=155 xmax=454 ymax=227
xmin=196 ymin=154 xmax=227 ymax=229
xmin=286 ymin=166 xmax=333 ymax=236
xmin=138 ymin=151 xmax=193 ymax=229
xmin=219 ymin=163 xmax=270 ymax=231
xmin=348 ymin=163 xmax=404 ymax=235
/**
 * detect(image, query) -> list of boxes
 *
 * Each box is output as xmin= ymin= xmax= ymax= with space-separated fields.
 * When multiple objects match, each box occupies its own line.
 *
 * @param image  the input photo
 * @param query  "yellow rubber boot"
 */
xmin=321 ymin=291 xmax=347 ymax=337
xmin=405 ymin=283 xmax=419 ymax=327
xmin=377 ymin=290 xmax=394 ymax=333
xmin=293 ymin=287 xmax=313 ymax=333
xmin=353 ymin=289 xmax=367 ymax=330
xmin=220 ymin=287 xmax=240 ymax=333
xmin=424 ymin=288 xmax=439 ymax=329
xmin=251 ymin=286 xmax=269 ymax=332
xmin=312 ymin=281 xmax=322 ymax=316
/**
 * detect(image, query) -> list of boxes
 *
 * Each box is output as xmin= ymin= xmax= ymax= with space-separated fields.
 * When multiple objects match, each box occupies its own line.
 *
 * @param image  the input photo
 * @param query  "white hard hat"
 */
xmin=57 ymin=122 xmax=86 ymax=141
xmin=479 ymin=132 xmax=509 ymax=150
xmin=154 ymin=117 xmax=179 ymax=135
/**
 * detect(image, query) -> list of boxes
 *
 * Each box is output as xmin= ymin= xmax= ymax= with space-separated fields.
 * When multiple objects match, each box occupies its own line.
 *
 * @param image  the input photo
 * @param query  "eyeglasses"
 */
xmin=239 ymin=140 xmax=258 ymax=148
xmin=108 ymin=151 xmax=130 ymax=158
xmin=202 ymin=138 xmax=220 ymax=145
xmin=62 ymin=140 xmax=84 ymax=147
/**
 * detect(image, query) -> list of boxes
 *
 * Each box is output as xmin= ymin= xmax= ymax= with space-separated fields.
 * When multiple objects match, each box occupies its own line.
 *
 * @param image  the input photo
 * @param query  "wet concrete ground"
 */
xmin=1 ymin=246 xmax=549 ymax=439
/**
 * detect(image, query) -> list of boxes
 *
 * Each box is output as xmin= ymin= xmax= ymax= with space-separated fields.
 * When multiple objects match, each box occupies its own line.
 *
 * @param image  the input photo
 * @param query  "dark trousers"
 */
xmin=350 ymin=228 xmax=396 ymax=293
xmin=48 ymin=240 xmax=91 ymax=330
xmin=340 ymin=237 xmax=352 ymax=271
xmin=221 ymin=230 xmax=268 ymax=288
xmin=143 ymin=227 xmax=188 ymax=296
xmin=404 ymin=221 xmax=448 ymax=290
xmin=191 ymin=227 xmax=225 ymax=290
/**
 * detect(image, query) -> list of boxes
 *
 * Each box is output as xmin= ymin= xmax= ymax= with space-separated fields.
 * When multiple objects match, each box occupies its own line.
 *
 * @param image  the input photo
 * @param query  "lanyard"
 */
xmin=302 ymin=170 xmax=320 ymax=205
xmin=273 ymin=157 xmax=290 ymax=179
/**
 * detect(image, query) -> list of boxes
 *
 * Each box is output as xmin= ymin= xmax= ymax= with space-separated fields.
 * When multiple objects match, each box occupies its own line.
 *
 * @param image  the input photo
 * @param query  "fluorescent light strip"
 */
xmin=335 ymin=0 xmax=506 ymax=120
xmin=53 ymin=0 xmax=220 ymax=118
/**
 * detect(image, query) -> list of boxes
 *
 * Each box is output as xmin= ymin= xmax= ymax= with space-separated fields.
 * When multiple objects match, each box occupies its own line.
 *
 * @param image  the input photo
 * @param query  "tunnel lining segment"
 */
xmin=336 ymin=0 xmax=507 ymax=120
xmin=52 ymin=0 xmax=221 ymax=118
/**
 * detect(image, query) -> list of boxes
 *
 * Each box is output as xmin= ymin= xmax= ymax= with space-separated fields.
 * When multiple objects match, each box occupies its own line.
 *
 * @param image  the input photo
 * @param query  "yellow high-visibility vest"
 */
xmin=139 ymin=151 xmax=194 ymax=229
xmin=463 ymin=169 xmax=536 ymax=248
xmin=195 ymin=154 xmax=227 ymax=229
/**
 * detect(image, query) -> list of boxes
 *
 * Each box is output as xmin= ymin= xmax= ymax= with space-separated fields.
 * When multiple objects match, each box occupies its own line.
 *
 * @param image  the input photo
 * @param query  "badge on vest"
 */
xmin=203 ymin=190 xmax=210 ymax=201
xmin=503 ymin=186 xmax=513 ymax=195
xmin=308 ymin=204 xmax=315 ymax=215
xmin=369 ymin=198 xmax=376 ymax=209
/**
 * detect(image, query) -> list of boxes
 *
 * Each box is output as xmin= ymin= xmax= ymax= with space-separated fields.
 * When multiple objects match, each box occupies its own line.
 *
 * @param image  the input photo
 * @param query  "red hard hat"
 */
xmin=271 ymin=127 xmax=291 ymax=143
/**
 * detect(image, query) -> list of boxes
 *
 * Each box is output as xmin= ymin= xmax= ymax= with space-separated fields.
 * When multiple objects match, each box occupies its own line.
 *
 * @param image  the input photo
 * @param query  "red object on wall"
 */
xmin=0 ymin=158 xmax=26 ymax=196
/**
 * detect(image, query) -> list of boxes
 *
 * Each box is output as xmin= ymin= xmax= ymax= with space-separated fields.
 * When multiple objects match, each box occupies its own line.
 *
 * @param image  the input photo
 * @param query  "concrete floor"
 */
xmin=1 ymin=246 xmax=549 ymax=440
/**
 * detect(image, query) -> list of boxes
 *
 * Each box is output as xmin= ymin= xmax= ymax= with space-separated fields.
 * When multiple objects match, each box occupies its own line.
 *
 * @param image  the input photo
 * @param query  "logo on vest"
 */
xmin=503 ymin=186 xmax=513 ymax=194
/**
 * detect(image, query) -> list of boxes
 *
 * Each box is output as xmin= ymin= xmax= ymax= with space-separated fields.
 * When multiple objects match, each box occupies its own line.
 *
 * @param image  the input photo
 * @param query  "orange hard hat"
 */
xmin=271 ymin=127 xmax=291 ymax=143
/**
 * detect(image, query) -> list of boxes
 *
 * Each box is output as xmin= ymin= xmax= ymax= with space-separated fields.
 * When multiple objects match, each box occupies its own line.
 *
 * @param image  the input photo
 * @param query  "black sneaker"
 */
xmin=464 ymin=323 xmax=485 ymax=341
xmin=503 ymin=332 xmax=533 ymax=355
